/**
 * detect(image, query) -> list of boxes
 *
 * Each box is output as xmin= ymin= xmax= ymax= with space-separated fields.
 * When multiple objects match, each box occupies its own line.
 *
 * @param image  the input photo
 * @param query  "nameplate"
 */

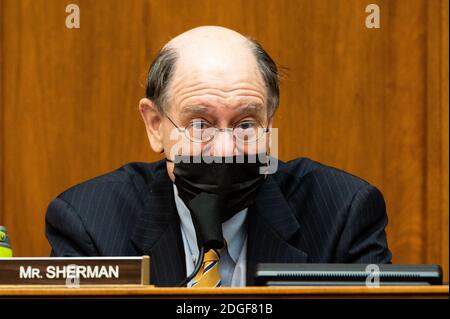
xmin=0 ymin=256 xmax=150 ymax=286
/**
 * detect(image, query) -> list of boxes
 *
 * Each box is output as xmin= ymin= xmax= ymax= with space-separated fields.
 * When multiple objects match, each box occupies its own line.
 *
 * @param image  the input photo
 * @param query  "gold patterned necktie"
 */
xmin=191 ymin=249 xmax=222 ymax=287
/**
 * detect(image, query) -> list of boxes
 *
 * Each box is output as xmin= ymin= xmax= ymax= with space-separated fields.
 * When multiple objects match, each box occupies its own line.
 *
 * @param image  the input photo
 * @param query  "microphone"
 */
xmin=188 ymin=193 xmax=225 ymax=250
xmin=177 ymin=192 xmax=225 ymax=287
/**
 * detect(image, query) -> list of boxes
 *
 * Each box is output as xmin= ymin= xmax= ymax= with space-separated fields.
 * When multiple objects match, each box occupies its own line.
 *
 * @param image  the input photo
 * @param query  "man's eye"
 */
xmin=190 ymin=119 xmax=211 ymax=130
xmin=236 ymin=120 xmax=257 ymax=130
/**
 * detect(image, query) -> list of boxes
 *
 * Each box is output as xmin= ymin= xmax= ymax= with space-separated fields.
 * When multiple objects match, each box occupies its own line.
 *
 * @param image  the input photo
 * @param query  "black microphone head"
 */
xmin=187 ymin=192 xmax=225 ymax=250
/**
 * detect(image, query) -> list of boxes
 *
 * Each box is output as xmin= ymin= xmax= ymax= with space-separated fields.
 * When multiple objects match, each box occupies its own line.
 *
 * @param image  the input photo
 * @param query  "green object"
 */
xmin=0 ymin=226 xmax=13 ymax=257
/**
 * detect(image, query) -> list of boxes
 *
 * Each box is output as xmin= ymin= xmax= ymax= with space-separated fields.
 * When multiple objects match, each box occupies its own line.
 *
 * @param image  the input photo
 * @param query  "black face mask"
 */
xmin=167 ymin=153 xmax=268 ymax=249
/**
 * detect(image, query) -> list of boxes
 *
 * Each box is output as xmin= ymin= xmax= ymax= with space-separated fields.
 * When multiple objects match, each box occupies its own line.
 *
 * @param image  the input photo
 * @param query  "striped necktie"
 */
xmin=192 ymin=249 xmax=222 ymax=287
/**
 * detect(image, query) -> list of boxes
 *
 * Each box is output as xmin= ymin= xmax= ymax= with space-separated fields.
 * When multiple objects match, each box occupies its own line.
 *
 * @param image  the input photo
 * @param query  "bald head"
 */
xmin=167 ymin=26 xmax=251 ymax=52
xmin=166 ymin=26 xmax=259 ymax=87
xmin=145 ymin=26 xmax=280 ymax=116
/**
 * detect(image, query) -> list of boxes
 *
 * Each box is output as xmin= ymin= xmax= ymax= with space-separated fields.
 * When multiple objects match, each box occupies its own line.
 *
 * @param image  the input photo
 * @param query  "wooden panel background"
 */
xmin=0 ymin=0 xmax=448 ymax=281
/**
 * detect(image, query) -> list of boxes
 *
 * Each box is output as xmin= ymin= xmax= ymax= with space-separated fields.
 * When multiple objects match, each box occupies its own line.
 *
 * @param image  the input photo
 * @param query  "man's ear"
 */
xmin=139 ymin=98 xmax=164 ymax=153
xmin=268 ymin=116 xmax=273 ymax=128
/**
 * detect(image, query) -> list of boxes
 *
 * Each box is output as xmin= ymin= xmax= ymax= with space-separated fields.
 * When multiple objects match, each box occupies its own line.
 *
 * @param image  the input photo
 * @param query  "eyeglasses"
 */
xmin=164 ymin=113 xmax=270 ymax=143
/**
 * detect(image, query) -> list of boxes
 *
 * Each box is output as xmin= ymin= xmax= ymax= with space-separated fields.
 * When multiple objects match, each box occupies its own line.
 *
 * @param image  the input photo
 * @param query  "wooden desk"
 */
xmin=0 ymin=285 xmax=448 ymax=299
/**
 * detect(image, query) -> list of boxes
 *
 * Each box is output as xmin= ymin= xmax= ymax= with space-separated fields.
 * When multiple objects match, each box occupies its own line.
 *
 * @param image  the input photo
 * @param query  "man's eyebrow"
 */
xmin=180 ymin=105 xmax=210 ymax=115
xmin=180 ymin=103 xmax=265 ymax=117
xmin=239 ymin=103 xmax=264 ymax=114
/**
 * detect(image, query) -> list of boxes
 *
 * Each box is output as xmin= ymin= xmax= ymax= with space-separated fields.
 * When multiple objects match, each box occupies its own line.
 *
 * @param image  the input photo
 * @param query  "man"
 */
xmin=46 ymin=26 xmax=391 ymax=287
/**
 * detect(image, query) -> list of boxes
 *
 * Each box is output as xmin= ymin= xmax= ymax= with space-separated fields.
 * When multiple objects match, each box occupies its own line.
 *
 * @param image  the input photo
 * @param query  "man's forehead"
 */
xmin=161 ymin=26 xmax=269 ymax=115
xmin=166 ymin=27 xmax=258 ymax=72
xmin=167 ymin=26 xmax=250 ymax=49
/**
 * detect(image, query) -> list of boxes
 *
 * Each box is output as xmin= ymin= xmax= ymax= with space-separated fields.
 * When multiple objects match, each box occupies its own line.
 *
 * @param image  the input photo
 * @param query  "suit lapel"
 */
xmin=246 ymin=175 xmax=309 ymax=285
xmin=130 ymin=168 xmax=186 ymax=287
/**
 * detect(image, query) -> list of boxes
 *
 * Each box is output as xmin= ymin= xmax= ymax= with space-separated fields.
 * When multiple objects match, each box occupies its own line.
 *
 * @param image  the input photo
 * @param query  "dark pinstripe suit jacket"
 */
xmin=45 ymin=158 xmax=392 ymax=286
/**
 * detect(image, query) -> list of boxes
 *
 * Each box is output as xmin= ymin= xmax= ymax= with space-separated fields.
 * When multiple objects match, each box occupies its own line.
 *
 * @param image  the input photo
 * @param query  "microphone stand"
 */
xmin=177 ymin=246 xmax=205 ymax=287
xmin=176 ymin=193 xmax=225 ymax=287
